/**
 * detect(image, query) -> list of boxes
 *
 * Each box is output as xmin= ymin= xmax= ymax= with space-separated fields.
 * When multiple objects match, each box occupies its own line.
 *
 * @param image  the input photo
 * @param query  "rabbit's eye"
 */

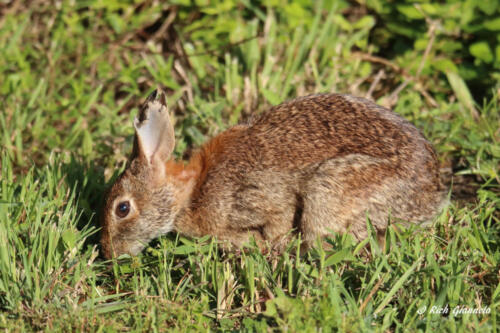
xmin=116 ymin=201 xmax=130 ymax=218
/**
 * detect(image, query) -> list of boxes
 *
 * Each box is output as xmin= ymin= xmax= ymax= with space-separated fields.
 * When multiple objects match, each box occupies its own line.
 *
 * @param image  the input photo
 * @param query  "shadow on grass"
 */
xmin=60 ymin=155 xmax=121 ymax=253
xmin=440 ymin=162 xmax=486 ymax=206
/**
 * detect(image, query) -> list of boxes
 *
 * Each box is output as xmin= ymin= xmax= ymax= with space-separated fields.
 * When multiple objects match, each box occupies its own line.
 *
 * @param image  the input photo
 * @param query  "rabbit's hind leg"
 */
xmin=299 ymin=154 xmax=403 ymax=249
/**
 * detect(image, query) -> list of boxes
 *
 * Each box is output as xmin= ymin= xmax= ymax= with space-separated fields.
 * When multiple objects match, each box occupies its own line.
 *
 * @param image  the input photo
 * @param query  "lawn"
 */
xmin=0 ymin=1 xmax=498 ymax=331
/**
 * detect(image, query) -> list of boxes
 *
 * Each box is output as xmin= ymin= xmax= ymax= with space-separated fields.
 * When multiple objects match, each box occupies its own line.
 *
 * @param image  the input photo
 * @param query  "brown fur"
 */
xmin=100 ymin=93 xmax=446 ymax=258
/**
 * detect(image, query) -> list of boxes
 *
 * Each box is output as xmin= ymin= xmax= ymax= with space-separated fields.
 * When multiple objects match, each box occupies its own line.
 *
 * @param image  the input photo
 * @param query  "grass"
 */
xmin=0 ymin=1 xmax=499 ymax=331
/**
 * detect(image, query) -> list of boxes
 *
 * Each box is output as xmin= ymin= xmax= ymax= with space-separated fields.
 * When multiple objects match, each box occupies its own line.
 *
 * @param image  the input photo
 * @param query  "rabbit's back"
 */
xmin=174 ymin=94 xmax=445 ymax=248
xmin=209 ymin=94 xmax=432 ymax=170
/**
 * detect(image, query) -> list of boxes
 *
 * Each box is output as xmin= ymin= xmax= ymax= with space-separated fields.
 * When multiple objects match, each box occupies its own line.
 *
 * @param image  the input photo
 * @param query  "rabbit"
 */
xmin=100 ymin=89 xmax=447 ymax=259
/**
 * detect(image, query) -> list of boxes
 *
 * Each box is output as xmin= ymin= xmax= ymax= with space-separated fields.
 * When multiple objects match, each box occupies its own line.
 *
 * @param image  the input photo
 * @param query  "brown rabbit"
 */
xmin=100 ymin=90 xmax=446 ymax=259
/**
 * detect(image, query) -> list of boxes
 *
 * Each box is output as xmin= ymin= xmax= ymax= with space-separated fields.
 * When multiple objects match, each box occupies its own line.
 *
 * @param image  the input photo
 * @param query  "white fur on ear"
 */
xmin=134 ymin=90 xmax=175 ymax=166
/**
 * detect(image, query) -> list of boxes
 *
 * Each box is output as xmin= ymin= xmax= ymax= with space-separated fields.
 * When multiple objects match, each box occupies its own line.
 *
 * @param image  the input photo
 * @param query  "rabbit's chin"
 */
xmin=128 ymin=224 xmax=175 ymax=256
xmin=127 ymin=241 xmax=148 ymax=257
xmin=157 ymin=220 xmax=175 ymax=236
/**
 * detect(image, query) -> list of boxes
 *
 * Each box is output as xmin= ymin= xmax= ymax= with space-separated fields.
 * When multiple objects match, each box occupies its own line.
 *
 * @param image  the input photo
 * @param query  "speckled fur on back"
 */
xmin=100 ymin=92 xmax=446 ymax=258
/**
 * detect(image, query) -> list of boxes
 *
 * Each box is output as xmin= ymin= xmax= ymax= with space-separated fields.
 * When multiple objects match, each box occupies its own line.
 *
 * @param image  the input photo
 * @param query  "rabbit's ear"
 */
xmin=133 ymin=89 xmax=175 ymax=177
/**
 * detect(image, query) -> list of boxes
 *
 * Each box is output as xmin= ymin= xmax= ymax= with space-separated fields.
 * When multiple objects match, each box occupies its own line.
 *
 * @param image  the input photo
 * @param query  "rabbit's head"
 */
xmin=100 ymin=90 xmax=194 ymax=259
